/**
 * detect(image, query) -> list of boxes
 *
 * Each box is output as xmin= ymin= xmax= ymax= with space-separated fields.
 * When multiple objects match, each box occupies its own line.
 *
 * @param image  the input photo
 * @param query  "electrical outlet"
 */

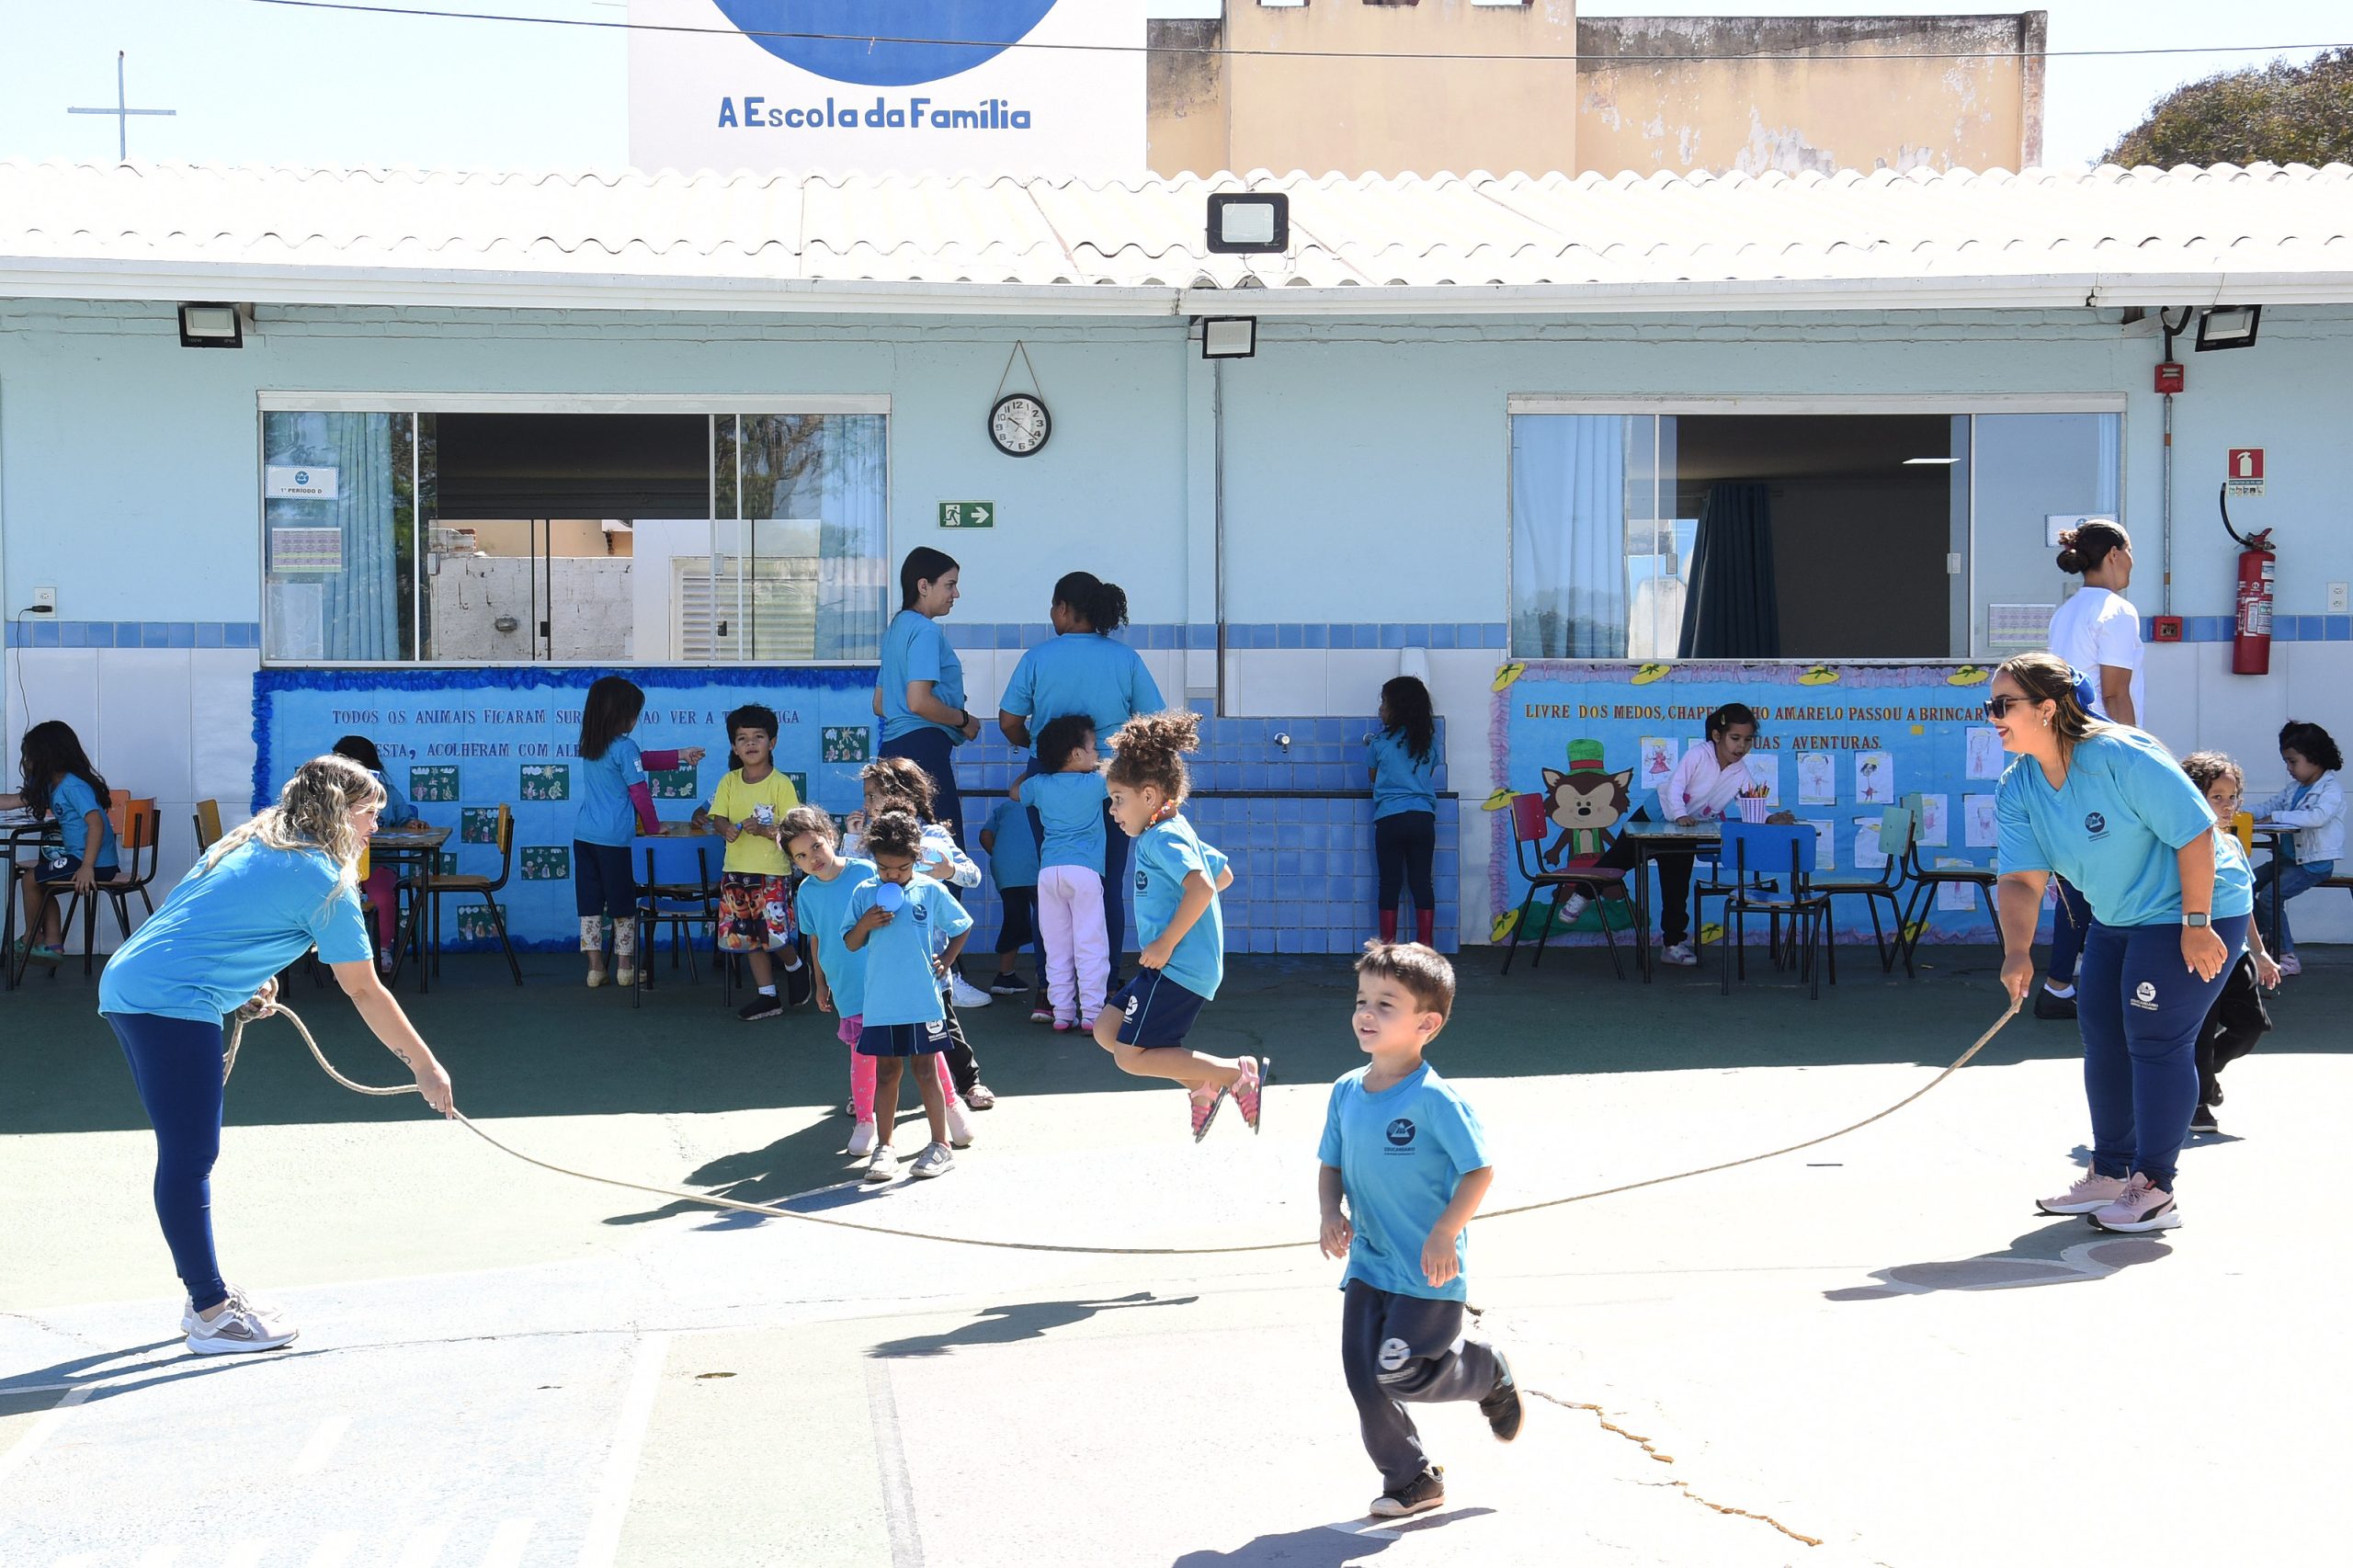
xmin=2330 ymin=582 xmax=2350 ymax=615
xmin=31 ymin=586 xmax=56 ymax=612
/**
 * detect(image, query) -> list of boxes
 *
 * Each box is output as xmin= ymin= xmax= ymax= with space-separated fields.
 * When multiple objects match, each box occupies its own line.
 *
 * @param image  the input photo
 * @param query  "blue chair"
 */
xmin=1704 ymin=821 xmax=1830 ymax=1000
xmin=633 ymin=837 xmax=724 ymax=1007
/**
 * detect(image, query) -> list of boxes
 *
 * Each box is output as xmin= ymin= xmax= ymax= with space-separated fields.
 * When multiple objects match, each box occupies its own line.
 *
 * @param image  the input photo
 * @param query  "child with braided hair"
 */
xmin=1092 ymin=710 xmax=1267 ymax=1142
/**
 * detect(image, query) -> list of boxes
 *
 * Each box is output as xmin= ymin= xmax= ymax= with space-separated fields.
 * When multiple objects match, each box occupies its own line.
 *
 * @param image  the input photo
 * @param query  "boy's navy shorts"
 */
xmin=1108 ymin=970 xmax=1208 ymax=1047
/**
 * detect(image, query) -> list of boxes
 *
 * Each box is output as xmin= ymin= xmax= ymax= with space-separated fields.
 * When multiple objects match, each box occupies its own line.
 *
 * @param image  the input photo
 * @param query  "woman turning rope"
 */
xmin=98 ymin=755 xmax=457 ymax=1354
xmin=1988 ymin=653 xmax=2249 ymax=1234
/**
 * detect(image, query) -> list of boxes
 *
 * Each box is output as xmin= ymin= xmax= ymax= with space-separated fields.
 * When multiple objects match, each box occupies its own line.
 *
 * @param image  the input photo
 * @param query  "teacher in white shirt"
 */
xmin=2037 ymin=521 xmax=2145 ymax=1019
xmin=1570 ymin=701 xmax=1791 ymax=966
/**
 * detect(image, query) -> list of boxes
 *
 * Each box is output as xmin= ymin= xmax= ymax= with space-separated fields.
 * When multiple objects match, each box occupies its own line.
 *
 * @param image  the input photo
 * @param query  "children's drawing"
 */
xmin=1853 ymin=818 xmax=1889 ymax=871
xmin=1964 ymin=794 xmax=1999 ymax=848
xmin=1856 ymin=751 xmax=1894 ymax=806
xmin=1965 ymin=727 xmax=2005 ymax=780
xmin=1916 ymin=793 xmax=1950 ymax=848
xmin=1639 ymin=736 xmax=1676 ymax=790
xmin=1797 ymin=752 xmax=1836 ymax=805
xmin=1807 ymin=819 xmax=1836 ymax=870
xmin=1936 ymin=858 xmax=1978 ymax=912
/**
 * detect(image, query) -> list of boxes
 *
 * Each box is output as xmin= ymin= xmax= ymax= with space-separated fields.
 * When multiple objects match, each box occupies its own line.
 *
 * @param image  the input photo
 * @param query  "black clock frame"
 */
xmin=990 ymin=392 xmax=1051 ymax=458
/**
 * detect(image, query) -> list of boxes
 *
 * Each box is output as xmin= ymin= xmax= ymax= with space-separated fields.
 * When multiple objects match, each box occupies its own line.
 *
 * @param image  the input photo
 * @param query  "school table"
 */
xmin=369 ymin=824 xmax=452 ymax=994
xmin=1617 ymin=818 xmax=1722 ymax=983
xmin=2 ymin=813 xmax=61 ymax=990
xmin=2252 ymin=821 xmax=2292 ymax=951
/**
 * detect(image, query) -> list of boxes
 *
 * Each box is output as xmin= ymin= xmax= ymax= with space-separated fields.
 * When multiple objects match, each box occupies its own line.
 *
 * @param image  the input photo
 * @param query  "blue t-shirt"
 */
xmin=1317 ymin=1062 xmax=1492 ymax=1303
xmin=794 ymin=856 xmax=877 ymax=1017
xmin=980 ymin=799 xmax=1039 ymax=890
xmin=98 ymin=841 xmax=372 ymax=1023
xmin=842 ymin=874 xmax=973 ymax=1027
xmin=575 ymin=736 xmax=648 ymax=848
xmin=1024 ymin=771 xmax=1109 ymax=871
xmin=49 ymin=775 xmax=119 ymax=868
xmin=1996 ymin=729 xmax=2255 ymax=928
xmin=1132 ymin=813 xmax=1228 ymax=998
xmin=1368 ymin=730 xmax=1438 ymax=820
xmin=371 ymin=767 xmax=418 ymax=827
xmin=879 ymin=609 xmax=967 ymax=744
xmin=999 ymin=633 xmax=1164 ymax=757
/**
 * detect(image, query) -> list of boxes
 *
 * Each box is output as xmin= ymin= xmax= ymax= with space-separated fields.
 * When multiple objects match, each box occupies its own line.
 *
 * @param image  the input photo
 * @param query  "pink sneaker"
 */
xmin=2090 ymin=1173 xmax=2181 ymax=1233
xmin=1231 ymin=1055 xmax=1270 ymax=1134
xmin=2037 ymin=1170 xmax=2129 ymax=1215
xmin=1053 ymin=1019 xmax=1076 ymax=1033
xmin=1188 ymin=1081 xmax=1226 ymax=1142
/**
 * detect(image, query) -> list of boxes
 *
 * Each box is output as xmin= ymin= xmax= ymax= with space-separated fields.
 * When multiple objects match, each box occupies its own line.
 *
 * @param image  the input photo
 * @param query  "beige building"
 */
xmin=1148 ymin=6 xmax=2046 ymax=179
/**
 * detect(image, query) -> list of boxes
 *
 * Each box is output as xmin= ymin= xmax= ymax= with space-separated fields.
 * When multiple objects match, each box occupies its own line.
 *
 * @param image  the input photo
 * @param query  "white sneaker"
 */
xmin=911 ymin=1142 xmax=956 ymax=1179
xmin=863 ymin=1144 xmax=896 ymax=1184
xmin=944 ymin=1096 xmax=976 ymax=1150
xmin=186 ymin=1290 xmax=298 ymax=1356
xmin=949 ymin=973 xmax=993 ymax=1009
xmin=1557 ymin=892 xmax=1590 ymax=923
xmin=847 ymin=1119 xmax=878 ymax=1158
xmin=1660 ymin=941 xmax=1699 ymax=966
xmin=182 ymin=1285 xmax=290 ymax=1336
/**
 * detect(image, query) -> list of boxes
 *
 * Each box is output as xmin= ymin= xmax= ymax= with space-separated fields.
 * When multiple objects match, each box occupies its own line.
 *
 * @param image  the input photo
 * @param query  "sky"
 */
xmin=0 ymin=0 xmax=2344 ymax=173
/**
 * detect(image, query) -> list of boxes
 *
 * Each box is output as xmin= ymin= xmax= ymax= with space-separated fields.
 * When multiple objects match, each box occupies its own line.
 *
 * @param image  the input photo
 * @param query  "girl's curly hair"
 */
xmin=860 ymin=756 xmax=937 ymax=822
xmin=1107 ymin=710 xmax=1200 ymax=804
xmin=779 ymin=804 xmax=838 ymax=849
xmin=862 ymin=808 xmax=924 ymax=861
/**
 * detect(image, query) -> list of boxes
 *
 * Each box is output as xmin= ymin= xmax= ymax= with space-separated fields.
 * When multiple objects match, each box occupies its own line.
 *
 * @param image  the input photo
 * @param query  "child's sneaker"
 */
xmin=782 ymin=960 xmax=813 ymax=1007
xmin=964 ymin=1083 xmax=996 ymax=1110
xmin=988 ymin=971 xmax=1029 ymax=996
xmin=949 ymin=973 xmax=993 ymax=1009
xmin=1555 ymin=892 xmax=1590 ymax=925
xmin=1231 ymin=1056 xmax=1270 ymax=1134
xmin=185 ymin=1290 xmax=298 ymax=1356
xmin=1479 ymin=1354 xmax=1524 ymax=1442
xmin=2090 ymin=1173 xmax=2181 ymax=1233
xmin=911 ymin=1142 xmax=955 ymax=1179
xmin=944 ymin=1096 xmax=977 ymax=1150
xmin=2188 ymin=1105 xmax=2221 ymax=1136
xmin=1029 ymin=1005 xmax=1054 ymax=1025
xmin=847 ymin=1119 xmax=878 ymax=1158
xmin=737 ymin=994 xmax=784 ymax=1022
xmin=863 ymin=1144 xmax=896 ymax=1184
xmin=1369 ymin=1466 xmax=1445 ymax=1519
xmin=1188 ymin=1081 xmax=1226 ymax=1142
xmin=1053 ymin=1017 xmax=1076 ymax=1032
xmin=2277 ymin=952 xmax=2302 ymax=976
xmin=1659 ymin=941 xmax=1699 ymax=966
xmin=2037 ymin=1169 xmax=2129 ymax=1215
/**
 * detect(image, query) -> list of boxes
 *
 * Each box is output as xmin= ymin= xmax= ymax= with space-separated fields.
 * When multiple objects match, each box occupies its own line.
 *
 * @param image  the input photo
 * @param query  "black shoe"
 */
xmin=1369 ymin=1465 xmax=1446 ymax=1519
xmin=782 ymin=960 xmax=813 ymax=1008
xmin=2206 ymin=1079 xmax=2225 ymax=1108
xmin=2032 ymin=988 xmax=2078 ymax=1020
xmin=737 ymin=994 xmax=784 ymax=1022
xmin=2189 ymin=1105 xmax=2221 ymax=1135
xmin=986 ymin=971 xmax=1029 ymax=995
xmin=1479 ymin=1355 xmax=1524 ymax=1443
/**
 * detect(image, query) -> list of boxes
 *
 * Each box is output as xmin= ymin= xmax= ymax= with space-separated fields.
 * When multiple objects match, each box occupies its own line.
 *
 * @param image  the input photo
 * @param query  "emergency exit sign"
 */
xmin=938 ymin=501 xmax=995 ymax=528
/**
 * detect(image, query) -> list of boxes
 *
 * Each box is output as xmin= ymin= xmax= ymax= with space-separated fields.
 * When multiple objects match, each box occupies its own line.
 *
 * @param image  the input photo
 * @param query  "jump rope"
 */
xmin=224 ymin=995 xmax=2022 ymax=1550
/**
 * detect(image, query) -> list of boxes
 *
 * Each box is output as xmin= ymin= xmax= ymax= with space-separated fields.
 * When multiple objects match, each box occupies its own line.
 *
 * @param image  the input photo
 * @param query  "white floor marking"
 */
xmin=289 ymin=1415 xmax=352 ymax=1476
xmin=307 ymin=1530 xmax=362 ymax=1568
xmin=222 ymin=1540 xmax=274 ymax=1568
xmin=392 ymin=1525 xmax=451 ymax=1568
xmin=478 ymin=1518 xmax=536 ymax=1568
xmin=574 ymin=1331 xmax=670 ymax=1568
xmin=0 ymin=1386 xmax=90 ymax=1492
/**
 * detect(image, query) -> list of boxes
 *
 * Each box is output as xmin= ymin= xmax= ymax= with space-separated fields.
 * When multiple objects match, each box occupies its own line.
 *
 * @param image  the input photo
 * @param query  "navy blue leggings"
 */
xmin=2075 ymin=915 xmax=2248 ymax=1190
xmin=104 ymin=1012 xmax=231 ymax=1312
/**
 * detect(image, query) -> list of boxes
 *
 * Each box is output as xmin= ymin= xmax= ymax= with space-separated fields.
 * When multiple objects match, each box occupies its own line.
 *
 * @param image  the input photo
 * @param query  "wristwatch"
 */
xmin=2182 ymin=912 xmax=2212 ymax=928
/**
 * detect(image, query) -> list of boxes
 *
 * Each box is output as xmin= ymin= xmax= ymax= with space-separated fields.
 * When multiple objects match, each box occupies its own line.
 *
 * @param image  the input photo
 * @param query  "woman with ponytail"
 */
xmin=98 ymin=755 xmax=457 ymax=1355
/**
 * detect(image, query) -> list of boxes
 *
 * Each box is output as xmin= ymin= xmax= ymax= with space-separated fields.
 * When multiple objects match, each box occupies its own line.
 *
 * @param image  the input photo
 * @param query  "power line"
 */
xmin=242 ymin=0 xmax=2350 ymax=69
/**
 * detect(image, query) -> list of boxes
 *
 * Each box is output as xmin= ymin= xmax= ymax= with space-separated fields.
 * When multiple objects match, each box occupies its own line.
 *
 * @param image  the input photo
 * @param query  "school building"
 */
xmin=3 ymin=157 xmax=2351 ymax=953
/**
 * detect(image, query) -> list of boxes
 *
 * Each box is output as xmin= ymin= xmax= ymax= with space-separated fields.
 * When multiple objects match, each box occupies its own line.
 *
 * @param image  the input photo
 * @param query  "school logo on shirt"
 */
xmin=1385 ymin=1117 xmax=1417 ymax=1149
xmin=2085 ymin=812 xmax=2109 ymax=839
xmin=2131 ymin=980 xmax=2159 ymax=1010
xmin=1136 ymin=869 xmax=1150 ymax=892
xmin=910 ymin=901 xmax=929 ymax=924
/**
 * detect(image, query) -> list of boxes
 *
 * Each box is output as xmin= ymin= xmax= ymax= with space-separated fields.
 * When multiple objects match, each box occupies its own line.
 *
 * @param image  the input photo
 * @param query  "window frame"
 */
xmin=1502 ymin=392 xmax=2130 ymax=665
xmin=254 ymin=392 xmax=892 ymax=668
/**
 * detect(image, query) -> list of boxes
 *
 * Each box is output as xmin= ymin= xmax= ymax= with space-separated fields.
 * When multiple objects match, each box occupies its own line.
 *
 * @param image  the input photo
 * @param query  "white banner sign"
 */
xmin=629 ymin=0 xmax=1146 ymax=176
xmin=265 ymin=465 xmax=339 ymax=500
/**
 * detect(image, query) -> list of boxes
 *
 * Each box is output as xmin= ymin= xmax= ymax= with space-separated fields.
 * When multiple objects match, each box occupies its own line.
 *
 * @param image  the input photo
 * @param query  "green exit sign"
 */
xmin=938 ymin=500 xmax=995 ymax=528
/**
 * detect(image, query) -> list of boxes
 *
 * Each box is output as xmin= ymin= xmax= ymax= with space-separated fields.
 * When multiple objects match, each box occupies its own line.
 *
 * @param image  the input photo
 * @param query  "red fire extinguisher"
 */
xmin=2221 ymin=483 xmax=2274 ymax=676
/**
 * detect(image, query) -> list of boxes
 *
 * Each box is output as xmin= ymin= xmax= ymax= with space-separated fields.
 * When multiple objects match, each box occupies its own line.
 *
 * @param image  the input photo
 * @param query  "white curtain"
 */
xmin=1512 ymin=415 xmax=1631 ymax=658
xmin=740 ymin=413 xmax=889 ymax=662
xmin=263 ymin=412 xmax=403 ymax=661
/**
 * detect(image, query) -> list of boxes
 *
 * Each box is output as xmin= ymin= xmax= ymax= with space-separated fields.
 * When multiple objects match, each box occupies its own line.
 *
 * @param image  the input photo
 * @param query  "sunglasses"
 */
xmin=1982 ymin=695 xmax=2039 ymax=720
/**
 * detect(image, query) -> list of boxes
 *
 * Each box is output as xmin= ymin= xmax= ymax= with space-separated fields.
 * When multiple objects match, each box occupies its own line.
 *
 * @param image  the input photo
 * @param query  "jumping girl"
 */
xmin=573 ymin=676 xmax=705 ymax=988
xmin=97 ymin=754 xmax=456 ymax=1353
xmin=842 ymin=810 xmax=974 ymax=1184
xmin=4 ymin=720 xmax=118 ymax=967
xmin=1092 ymin=710 xmax=1265 ymax=1142
xmin=1369 ymin=676 xmax=1439 ymax=949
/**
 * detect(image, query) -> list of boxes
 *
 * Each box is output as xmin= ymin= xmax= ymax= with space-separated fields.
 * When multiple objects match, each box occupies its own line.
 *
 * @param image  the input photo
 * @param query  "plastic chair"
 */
xmin=1896 ymin=794 xmax=1999 ymax=969
xmin=1810 ymin=805 xmax=1916 ymax=977
xmin=633 ymin=837 xmax=725 ymax=1007
xmin=1707 ymin=821 xmax=1830 ymax=1000
xmin=193 ymin=799 xmax=225 ymax=853
xmin=48 ymin=797 xmax=159 ymax=977
xmin=1499 ymin=792 xmax=1632 ymax=979
xmin=422 ymin=805 xmax=522 ymax=984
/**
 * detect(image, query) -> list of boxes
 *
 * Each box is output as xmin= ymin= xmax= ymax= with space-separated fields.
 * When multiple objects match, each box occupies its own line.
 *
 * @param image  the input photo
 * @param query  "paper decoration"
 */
xmin=1797 ymin=752 xmax=1837 ymax=805
xmin=1853 ymin=818 xmax=1889 ymax=871
xmin=1965 ymin=727 xmax=2006 ymax=780
xmin=1807 ymin=818 xmax=1836 ymax=871
xmin=1964 ymin=794 xmax=1999 ymax=848
xmin=1856 ymin=751 xmax=1894 ymax=806
xmin=1916 ymin=793 xmax=1950 ymax=848
xmin=1639 ymin=737 xmax=1677 ymax=790
xmin=1936 ymin=858 xmax=1979 ymax=911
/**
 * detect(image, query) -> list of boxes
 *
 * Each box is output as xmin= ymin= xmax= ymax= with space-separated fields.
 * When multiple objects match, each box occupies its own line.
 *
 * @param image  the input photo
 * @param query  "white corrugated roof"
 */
xmin=3 ymin=159 xmax=2350 ymax=315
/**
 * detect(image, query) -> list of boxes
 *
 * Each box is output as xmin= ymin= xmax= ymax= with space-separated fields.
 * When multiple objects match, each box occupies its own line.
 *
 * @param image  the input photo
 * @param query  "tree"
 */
xmin=2103 ymin=48 xmax=2353 ymax=167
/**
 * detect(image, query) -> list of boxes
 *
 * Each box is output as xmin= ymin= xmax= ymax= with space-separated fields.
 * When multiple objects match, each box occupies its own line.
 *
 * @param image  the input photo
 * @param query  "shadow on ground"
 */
xmin=6 ymin=949 xmax=2344 ymax=1134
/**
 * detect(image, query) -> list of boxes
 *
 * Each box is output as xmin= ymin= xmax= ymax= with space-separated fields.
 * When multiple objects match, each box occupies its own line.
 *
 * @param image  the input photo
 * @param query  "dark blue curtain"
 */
xmin=1678 ymin=482 xmax=1779 ymax=658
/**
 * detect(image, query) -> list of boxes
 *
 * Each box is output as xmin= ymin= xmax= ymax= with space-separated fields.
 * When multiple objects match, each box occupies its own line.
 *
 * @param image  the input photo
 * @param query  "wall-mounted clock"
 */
xmin=990 ymin=392 xmax=1051 ymax=458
